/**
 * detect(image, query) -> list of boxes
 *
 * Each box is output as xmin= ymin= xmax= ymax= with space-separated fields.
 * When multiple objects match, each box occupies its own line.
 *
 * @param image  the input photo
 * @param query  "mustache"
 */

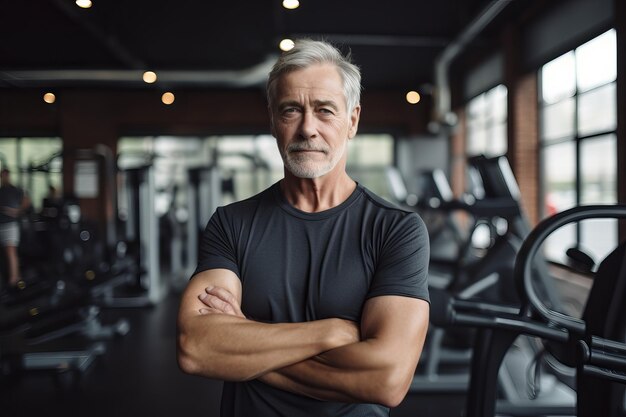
xmin=287 ymin=142 xmax=329 ymax=153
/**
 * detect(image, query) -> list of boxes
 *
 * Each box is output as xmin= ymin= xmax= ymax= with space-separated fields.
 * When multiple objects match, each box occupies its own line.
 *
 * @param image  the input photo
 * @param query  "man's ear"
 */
xmin=348 ymin=105 xmax=361 ymax=139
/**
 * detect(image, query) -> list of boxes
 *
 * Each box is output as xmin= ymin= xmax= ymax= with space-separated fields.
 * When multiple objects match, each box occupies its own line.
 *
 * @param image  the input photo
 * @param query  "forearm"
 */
xmin=259 ymin=297 xmax=430 ymax=407
xmin=259 ymin=338 xmax=417 ymax=407
xmin=177 ymin=313 xmax=356 ymax=381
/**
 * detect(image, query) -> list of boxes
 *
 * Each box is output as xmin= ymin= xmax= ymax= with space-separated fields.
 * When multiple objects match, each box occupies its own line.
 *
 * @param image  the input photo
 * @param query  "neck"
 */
xmin=280 ymin=171 xmax=356 ymax=213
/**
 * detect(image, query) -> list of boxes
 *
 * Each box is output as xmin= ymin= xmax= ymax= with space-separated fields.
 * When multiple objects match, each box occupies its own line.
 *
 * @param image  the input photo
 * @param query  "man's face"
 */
xmin=270 ymin=63 xmax=360 ymax=179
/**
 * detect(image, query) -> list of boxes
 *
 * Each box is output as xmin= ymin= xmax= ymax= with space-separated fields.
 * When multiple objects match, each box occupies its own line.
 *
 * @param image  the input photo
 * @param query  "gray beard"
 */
xmin=281 ymin=141 xmax=346 ymax=179
xmin=284 ymin=157 xmax=333 ymax=178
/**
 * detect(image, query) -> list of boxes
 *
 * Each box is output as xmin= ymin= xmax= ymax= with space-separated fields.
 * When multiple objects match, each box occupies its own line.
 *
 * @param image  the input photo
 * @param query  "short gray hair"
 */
xmin=266 ymin=39 xmax=362 ymax=114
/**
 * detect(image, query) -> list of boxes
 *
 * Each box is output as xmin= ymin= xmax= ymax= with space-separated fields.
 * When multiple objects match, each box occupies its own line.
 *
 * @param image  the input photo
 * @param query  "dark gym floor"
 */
xmin=1 ymin=288 xmax=465 ymax=417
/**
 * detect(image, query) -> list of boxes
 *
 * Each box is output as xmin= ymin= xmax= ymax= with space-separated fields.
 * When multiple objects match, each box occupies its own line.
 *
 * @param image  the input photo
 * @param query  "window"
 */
xmin=118 ymin=135 xmax=281 ymax=216
xmin=466 ymin=84 xmax=508 ymax=158
xmin=0 ymin=137 xmax=63 ymax=212
xmin=346 ymin=134 xmax=395 ymax=201
xmin=539 ymin=29 xmax=617 ymax=264
xmin=118 ymin=134 xmax=395 ymax=212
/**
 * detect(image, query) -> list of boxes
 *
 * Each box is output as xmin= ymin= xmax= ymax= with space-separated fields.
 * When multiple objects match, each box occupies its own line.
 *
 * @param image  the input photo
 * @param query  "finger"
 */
xmin=199 ymin=292 xmax=236 ymax=314
xmin=211 ymin=287 xmax=245 ymax=318
xmin=205 ymin=286 xmax=237 ymax=304
xmin=198 ymin=307 xmax=219 ymax=315
xmin=205 ymin=287 xmax=243 ymax=312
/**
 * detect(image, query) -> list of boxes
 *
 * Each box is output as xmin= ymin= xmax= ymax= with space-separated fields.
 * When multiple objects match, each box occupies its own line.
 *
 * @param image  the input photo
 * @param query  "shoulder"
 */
xmin=358 ymin=184 xmax=413 ymax=214
xmin=356 ymin=184 xmax=428 ymax=241
xmin=219 ymin=183 xmax=277 ymax=212
xmin=357 ymin=184 xmax=424 ymax=225
xmin=211 ymin=183 xmax=278 ymax=226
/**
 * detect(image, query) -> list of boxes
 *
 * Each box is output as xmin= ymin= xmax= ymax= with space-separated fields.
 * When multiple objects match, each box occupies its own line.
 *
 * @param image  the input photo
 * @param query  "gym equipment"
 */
xmin=17 ymin=190 xmax=137 ymax=306
xmin=116 ymin=164 xmax=165 ymax=306
xmin=158 ymin=183 xmax=185 ymax=288
xmin=425 ymin=156 xmax=532 ymax=297
xmin=186 ymin=165 xmax=222 ymax=281
xmin=0 ymin=146 xmax=136 ymax=379
xmin=411 ymin=155 xmax=548 ymax=393
xmin=434 ymin=204 xmax=626 ymax=417
xmin=16 ymin=146 xmax=137 ymax=288
xmin=0 ymin=279 xmax=127 ymax=378
xmin=577 ymin=336 xmax=626 ymax=390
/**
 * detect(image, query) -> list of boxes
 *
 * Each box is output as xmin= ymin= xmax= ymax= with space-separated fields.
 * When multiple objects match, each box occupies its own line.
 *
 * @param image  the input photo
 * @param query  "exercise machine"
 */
xmin=186 ymin=165 xmax=222 ymax=281
xmin=116 ymin=163 xmax=165 ymax=306
xmin=0 ymin=278 xmax=126 ymax=379
xmin=411 ymin=155 xmax=541 ymax=393
xmin=434 ymin=204 xmax=626 ymax=416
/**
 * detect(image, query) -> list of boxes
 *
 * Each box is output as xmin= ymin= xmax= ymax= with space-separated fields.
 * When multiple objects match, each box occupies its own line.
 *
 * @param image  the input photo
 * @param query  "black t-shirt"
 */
xmin=195 ymin=182 xmax=430 ymax=417
xmin=0 ymin=184 xmax=24 ymax=224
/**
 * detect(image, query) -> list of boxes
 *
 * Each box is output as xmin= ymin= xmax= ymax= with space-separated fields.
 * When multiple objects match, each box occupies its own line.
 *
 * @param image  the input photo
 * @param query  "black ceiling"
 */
xmin=0 ymin=0 xmax=535 ymax=92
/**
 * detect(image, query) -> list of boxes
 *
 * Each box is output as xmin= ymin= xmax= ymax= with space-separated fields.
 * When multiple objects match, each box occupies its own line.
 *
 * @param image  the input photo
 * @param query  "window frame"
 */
xmin=465 ymin=84 xmax=508 ymax=159
xmin=538 ymin=28 xmax=618 ymax=264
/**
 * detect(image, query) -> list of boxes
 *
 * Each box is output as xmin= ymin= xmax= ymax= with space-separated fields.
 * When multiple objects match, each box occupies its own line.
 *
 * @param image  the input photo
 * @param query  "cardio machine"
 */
xmin=411 ymin=155 xmax=562 ymax=395
xmin=434 ymin=204 xmax=626 ymax=417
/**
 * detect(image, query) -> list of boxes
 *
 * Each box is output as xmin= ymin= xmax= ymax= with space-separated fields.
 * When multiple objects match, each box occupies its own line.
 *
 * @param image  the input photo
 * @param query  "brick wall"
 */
xmin=450 ymin=107 xmax=467 ymax=198
xmin=510 ymin=73 xmax=540 ymax=226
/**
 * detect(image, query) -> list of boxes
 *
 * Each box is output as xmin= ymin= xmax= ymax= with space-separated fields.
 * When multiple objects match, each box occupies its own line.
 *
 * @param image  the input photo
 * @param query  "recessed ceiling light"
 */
xmin=76 ymin=0 xmax=92 ymax=9
xmin=279 ymin=39 xmax=295 ymax=52
xmin=143 ymin=71 xmax=157 ymax=84
xmin=282 ymin=0 xmax=299 ymax=10
xmin=162 ymin=92 xmax=175 ymax=105
xmin=43 ymin=92 xmax=56 ymax=104
xmin=406 ymin=90 xmax=421 ymax=104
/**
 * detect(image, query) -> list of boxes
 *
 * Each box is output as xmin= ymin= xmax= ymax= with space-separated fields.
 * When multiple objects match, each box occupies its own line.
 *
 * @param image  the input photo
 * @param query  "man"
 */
xmin=177 ymin=39 xmax=430 ymax=416
xmin=0 ymin=168 xmax=29 ymax=289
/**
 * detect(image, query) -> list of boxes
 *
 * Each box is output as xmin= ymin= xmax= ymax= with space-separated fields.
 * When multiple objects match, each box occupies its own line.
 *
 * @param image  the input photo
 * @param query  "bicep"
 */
xmin=361 ymin=295 xmax=430 ymax=357
xmin=178 ymin=269 xmax=242 ymax=321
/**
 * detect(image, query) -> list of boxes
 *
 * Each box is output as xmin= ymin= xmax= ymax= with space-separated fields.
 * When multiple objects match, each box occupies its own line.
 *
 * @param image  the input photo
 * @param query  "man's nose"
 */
xmin=298 ymin=111 xmax=318 ymax=139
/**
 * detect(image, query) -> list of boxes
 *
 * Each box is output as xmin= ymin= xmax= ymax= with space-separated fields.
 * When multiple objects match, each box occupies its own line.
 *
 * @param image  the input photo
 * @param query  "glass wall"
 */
xmin=539 ymin=29 xmax=617 ymax=264
xmin=466 ymin=84 xmax=508 ymax=158
xmin=346 ymin=134 xmax=395 ymax=202
xmin=0 ymin=137 xmax=63 ymax=212
xmin=118 ymin=133 xmax=395 ymax=216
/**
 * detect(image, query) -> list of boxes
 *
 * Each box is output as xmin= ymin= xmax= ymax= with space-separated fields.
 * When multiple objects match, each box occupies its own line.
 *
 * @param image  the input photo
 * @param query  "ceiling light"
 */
xmin=161 ymin=92 xmax=175 ymax=105
xmin=143 ymin=71 xmax=157 ymax=84
xmin=282 ymin=0 xmax=300 ymax=10
xmin=43 ymin=92 xmax=56 ymax=104
xmin=406 ymin=90 xmax=421 ymax=104
xmin=279 ymin=39 xmax=295 ymax=52
xmin=75 ymin=0 xmax=92 ymax=9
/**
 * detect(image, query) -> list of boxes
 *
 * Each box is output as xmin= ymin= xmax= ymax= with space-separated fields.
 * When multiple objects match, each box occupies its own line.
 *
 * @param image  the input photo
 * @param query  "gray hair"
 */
xmin=266 ymin=39 xmax=362 ymax=114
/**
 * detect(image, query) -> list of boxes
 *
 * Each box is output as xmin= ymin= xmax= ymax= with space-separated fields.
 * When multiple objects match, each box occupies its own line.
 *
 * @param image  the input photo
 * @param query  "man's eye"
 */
xmin=319 ymin=108 xmax=334 ymax=114
xmin=282 ymin=108 xmax=299 ymax=115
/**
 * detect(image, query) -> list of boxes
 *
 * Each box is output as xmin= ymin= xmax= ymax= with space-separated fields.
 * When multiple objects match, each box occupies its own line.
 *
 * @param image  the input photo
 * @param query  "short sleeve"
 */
xmin=367 ymin=212 xmax=430 ymax=303
xmin=193 ymin=207 xmax=240 ymax=278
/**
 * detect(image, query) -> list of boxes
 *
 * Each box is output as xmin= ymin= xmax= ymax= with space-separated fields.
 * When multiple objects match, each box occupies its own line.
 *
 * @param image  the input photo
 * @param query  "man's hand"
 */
xmin=197 ymin=286 xmax=360 ymax=346
xmin=198 ymin=286 xmax=245 ymax=318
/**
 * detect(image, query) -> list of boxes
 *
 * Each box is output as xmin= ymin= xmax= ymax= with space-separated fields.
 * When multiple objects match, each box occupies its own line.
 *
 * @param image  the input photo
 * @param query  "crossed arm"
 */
xmin=176 ymin=268 xmax=429 ymax=408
